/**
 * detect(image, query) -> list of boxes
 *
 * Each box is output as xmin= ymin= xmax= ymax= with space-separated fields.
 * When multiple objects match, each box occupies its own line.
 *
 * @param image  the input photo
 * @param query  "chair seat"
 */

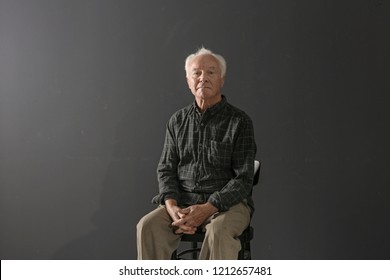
xmin=180 ymin=230 xmax=207 ymax=242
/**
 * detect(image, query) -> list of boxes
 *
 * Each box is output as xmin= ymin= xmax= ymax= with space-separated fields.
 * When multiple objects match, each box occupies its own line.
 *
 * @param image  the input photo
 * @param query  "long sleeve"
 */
xmin=154 ymin=119 xmax=181 ymax=204
xmin=208 ymin=115 xmax=256 ymax=212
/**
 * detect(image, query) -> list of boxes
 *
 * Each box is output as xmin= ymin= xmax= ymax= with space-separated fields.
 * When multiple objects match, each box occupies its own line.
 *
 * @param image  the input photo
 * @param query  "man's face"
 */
xmin=186 ymin=54 xmax=225 ymax=103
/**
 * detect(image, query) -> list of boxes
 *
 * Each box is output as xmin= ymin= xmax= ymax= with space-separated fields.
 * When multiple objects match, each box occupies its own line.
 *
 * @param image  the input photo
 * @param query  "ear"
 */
xmin=221 ymin=76 xmax=225 ymax=87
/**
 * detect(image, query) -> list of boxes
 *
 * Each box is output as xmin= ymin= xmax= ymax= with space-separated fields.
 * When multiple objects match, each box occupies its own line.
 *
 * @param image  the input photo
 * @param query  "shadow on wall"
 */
xmin=51 ymin=109 xmax=159 ymax=260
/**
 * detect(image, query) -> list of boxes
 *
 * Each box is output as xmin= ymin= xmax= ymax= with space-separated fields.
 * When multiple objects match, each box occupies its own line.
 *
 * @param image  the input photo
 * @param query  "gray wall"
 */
xmin=0 ymin=0 xmax=389 ymax=259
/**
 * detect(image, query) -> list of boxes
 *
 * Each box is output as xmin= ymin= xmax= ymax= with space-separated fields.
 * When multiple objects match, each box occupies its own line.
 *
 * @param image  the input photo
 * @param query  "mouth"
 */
xmin=197 ymin=86 xmax=211 ymax=90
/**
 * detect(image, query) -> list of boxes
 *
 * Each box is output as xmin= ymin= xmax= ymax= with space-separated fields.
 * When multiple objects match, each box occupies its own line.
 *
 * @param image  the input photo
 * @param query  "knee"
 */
xmin=137 ymin=214 xmax=155 ymax=234
xmin=205 ymin=221 xmax=231 ymax=239
xmin=205 ymin=215 xmax=248 ymax=240
xmin=137 ymin=209 xmax=170 ymax=235
xmin=136 ymin=216 xmax=146 ymax=233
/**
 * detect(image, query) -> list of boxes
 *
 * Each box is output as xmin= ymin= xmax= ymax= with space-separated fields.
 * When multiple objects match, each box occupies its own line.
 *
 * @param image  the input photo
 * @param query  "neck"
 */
xmin=195 ymin=95 xmax=222 ymax=113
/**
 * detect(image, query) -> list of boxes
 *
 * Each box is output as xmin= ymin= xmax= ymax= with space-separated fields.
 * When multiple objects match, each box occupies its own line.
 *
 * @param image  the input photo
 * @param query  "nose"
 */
xmin=199 ymin=72 xmax=208 ymax=82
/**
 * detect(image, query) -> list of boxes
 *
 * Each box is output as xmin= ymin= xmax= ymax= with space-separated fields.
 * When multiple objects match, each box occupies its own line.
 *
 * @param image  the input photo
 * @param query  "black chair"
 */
xmin=171 ymin=160 xmax=261 ymax=260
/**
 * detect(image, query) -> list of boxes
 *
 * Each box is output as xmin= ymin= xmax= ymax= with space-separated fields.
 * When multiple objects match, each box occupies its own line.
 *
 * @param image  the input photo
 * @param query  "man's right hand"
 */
xmin=165 ymin=199 xmax=197 ymax=235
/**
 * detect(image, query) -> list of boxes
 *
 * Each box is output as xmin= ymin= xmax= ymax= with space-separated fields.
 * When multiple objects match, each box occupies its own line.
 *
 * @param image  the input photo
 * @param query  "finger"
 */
xmin=177 ymin=212 xmax=187 ymax=219
xmin=175 ymin=227 xmax=197 ymax=235
xmin=172 ymin=225 xmax=192 ymax=235
xmin=172 ymin=218 xmax=186 ymax=227
xmin=173 ymin=222 xmax=196 ymax=232
xmin=174 ymin=228 xmax=183 ymax=234
xmin=178 ymin=207 xmax=190 ymax=214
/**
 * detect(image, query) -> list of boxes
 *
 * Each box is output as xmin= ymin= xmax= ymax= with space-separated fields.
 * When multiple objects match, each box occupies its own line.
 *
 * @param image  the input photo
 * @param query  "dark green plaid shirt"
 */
xmin=153 ymin=96 xmax=257 ymax=212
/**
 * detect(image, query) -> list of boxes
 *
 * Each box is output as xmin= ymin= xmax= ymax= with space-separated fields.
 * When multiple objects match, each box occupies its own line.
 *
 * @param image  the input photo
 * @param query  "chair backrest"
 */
xmin=253 ymin=160 xmax=261 ymax=186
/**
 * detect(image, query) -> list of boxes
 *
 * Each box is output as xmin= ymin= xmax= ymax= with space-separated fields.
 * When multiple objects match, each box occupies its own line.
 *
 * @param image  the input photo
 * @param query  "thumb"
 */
xmin=178 ymin=207 xmax=190 ymax=214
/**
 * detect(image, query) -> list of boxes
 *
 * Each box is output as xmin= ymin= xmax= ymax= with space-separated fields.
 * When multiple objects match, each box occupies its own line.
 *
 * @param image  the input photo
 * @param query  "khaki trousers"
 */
xmin=136 ymin=201 xmax=251 ymax=260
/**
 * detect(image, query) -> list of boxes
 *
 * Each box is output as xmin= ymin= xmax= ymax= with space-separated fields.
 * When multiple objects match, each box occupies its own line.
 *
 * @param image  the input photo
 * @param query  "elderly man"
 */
xmin=137 ymin=47 xmax=256 ymax=259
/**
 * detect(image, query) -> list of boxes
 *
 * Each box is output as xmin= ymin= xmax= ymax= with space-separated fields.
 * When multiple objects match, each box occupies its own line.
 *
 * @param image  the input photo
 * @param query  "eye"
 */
xmin=192 ymin=71 xmax=201 ymax=77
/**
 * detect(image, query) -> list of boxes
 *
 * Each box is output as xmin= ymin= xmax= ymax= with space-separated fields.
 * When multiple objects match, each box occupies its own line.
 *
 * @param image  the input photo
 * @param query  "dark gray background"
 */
xmin=1 ymin=0 xmax=389 ymax=259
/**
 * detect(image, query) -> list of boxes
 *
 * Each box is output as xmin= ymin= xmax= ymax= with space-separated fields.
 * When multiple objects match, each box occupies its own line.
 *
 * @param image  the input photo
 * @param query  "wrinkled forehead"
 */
xmin=189 ymin=54 xmax=221 ymax=71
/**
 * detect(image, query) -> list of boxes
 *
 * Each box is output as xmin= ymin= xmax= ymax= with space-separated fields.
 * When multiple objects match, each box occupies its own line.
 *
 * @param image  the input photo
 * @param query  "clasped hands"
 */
xmin=165 ymin=199 xmax=218 ymax=235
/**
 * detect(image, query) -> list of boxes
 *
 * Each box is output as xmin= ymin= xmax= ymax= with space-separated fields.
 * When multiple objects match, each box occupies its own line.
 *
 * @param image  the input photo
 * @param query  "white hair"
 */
xmin=185 ymin=47 xmax=227 ymax=78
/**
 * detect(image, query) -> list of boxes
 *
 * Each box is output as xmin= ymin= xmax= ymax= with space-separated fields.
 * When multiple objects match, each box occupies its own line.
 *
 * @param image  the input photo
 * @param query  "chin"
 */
xmin=196 ymin=90 xmax=212 ymax=98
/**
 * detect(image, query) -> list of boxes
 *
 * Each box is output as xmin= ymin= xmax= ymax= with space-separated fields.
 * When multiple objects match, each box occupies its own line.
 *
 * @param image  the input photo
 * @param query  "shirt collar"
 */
xmin=193 ymin=95 xmax=227 ymax=117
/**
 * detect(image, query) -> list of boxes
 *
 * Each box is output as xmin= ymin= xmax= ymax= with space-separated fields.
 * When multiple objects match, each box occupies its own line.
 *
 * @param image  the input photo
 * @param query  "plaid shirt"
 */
xmin=153 ymin=96 xmax=257 ymax=212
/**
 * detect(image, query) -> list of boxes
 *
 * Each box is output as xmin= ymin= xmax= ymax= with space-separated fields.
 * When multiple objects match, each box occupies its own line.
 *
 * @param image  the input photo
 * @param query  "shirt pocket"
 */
xmin=207 ymin=140 xmax=233 ymax=169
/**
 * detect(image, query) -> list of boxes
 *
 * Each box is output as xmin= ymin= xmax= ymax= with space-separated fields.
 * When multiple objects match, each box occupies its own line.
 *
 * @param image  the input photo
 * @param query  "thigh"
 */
xmin=137 ymin=206 xmax=182 ymax=259
xmin=205 ymin=201 xmax=251 ymax=236
xmin=138 ymin=205 xmax=172 ymax=229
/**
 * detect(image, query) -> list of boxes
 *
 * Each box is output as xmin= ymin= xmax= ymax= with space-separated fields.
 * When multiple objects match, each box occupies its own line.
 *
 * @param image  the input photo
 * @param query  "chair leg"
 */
xmin=238 ymin=239 xmax=251 ymax=260
xmin=191 ymin=241 xmax=198 ymax=259
xmin=238 ymin=240 xmax=243 ymax=259
xmin=171 ymin=250 xmax=178 ymax=260
xmin=246 ymin=241 xmax=251 ymax=260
